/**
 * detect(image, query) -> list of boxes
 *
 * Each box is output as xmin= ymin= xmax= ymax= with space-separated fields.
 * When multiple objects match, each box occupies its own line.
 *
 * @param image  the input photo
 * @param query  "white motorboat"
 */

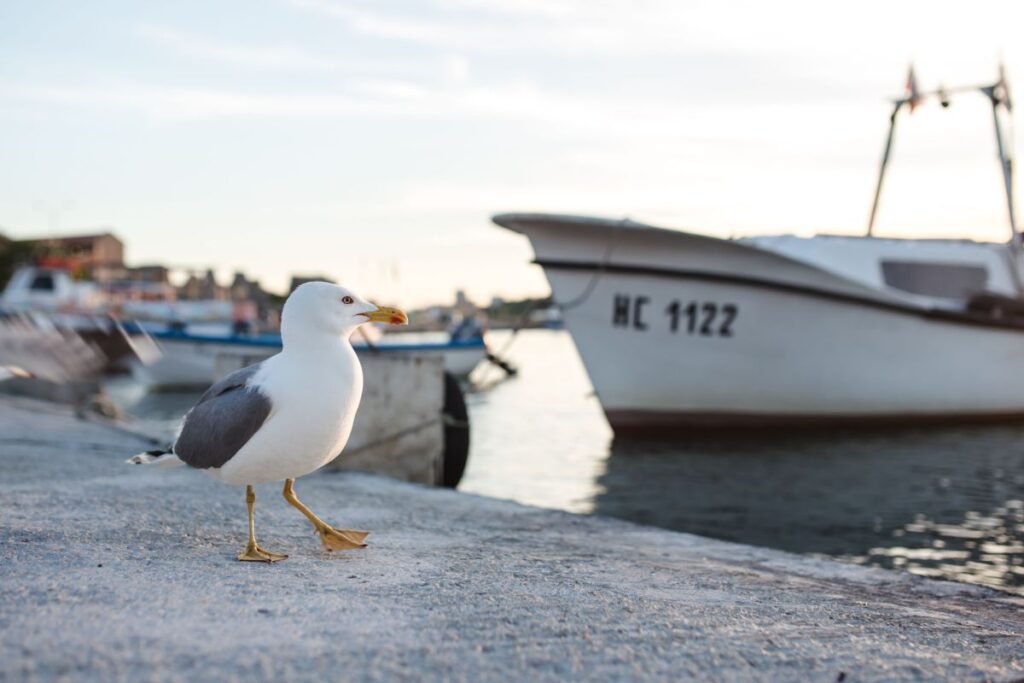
xmin=495 ymin=67 xmax=1024 ymax=431
xmin=0 ymin=266 xmax=159 ymax=370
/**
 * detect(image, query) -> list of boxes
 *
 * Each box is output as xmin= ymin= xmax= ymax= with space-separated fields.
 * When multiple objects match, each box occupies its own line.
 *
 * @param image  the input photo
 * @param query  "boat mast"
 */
xmin=866 ymin=64 xmax=1018 ymax=246
xmin=866 ymin=101 xmax=904 ymax=237
xmin=983 ymin=64 xmax=1017 ymax=245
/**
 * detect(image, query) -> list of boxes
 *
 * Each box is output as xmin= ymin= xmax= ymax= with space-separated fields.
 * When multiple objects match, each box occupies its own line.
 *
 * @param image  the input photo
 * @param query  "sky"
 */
xmin=1 ymin=0 xmax=1022 ymax=307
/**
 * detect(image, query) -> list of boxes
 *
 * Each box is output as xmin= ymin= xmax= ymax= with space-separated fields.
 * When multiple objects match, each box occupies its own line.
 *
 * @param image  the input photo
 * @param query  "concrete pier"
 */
xmin=1 ymin=394 xmax=1023 ymax=682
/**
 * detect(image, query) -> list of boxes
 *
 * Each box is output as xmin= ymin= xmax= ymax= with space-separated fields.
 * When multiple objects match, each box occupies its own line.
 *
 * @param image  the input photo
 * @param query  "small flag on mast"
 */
xmin=905 ymin=64 xmax=922 ymax=112
xmin=996 ymin=62 xmax=1012 ymax=112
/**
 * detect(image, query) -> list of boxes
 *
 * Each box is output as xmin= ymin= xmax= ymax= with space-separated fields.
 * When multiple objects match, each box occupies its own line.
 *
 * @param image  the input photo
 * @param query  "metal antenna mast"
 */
xmin=866 ymin=64 xmax=1017 ymax=245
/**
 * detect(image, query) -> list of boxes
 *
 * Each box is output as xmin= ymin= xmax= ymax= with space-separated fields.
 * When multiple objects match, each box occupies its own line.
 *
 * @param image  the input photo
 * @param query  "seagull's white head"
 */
xmin=281 ymin=281 xmax=407 ymax=344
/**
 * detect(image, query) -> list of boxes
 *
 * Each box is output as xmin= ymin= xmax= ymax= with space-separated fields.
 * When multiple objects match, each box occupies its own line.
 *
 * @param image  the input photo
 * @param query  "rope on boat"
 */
xmin=355 ymin=327 xmax=379 ymax=351
xmin=341 ymin=410 xmax=468 ymax=458
xmin=341 ymin=417 xmax=440 ymax=457
xmin=473 ymin=219 xmax=628 ymax=388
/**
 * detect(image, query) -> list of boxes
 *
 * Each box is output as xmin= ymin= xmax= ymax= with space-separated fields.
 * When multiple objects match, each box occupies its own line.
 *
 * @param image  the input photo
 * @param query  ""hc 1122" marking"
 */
xmin=613 ymin=295 xmax=738 ymax=337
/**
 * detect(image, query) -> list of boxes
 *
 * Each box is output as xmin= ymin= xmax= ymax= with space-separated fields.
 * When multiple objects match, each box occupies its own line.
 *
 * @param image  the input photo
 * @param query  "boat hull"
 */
xmin=137 ymin=333 xmax=487 ymax=389
xmin=496 ymin=213 xmax=1024 ymax=431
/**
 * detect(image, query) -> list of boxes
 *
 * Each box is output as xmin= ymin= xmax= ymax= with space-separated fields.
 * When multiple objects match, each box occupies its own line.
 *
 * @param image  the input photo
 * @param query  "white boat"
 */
xmin=134 ymin=325 xmax=488 ymax=389
xmin=0 ymin=266 xmax=159 ymax=370
xmin=0 ymin=311 xmax=107 ymax=382
xmin=495 ymin=67 xmax=1024 ymax=431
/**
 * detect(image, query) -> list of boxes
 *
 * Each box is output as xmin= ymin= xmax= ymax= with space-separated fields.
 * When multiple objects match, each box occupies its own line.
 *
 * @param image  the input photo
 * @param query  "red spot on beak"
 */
xmin=391 ymin=315 xmax=404 ymax=324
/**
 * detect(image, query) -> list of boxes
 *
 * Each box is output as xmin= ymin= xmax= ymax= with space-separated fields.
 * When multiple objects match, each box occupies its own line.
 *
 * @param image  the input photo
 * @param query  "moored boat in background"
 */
xmin=0 ymin=266 xmax=159 ymax=371
xmin=132 ymin=324 xmax=488 ymax=389
xmin=495 ymin=66 xmax=1024 ymax=431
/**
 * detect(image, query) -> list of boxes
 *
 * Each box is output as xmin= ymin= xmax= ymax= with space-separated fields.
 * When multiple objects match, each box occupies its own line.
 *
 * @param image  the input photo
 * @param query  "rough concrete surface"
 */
xmin=1 ymin=395 xmax=1023 ymax=682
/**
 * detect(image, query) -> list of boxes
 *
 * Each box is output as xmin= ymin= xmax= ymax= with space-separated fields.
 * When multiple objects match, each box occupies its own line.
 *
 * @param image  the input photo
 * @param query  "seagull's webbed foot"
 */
xmin=316 ymin=526 xmax=369 ymax=551
xmin=237 ymin=542 xmax=289 ymax=563
xmin=236 ymin=484 xmax=289 ymax=563
xmin=283 ymin=478 xmax=369 ymax=552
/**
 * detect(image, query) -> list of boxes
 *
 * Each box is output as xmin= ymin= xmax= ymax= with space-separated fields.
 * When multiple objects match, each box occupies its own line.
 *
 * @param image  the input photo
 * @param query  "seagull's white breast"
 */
xmin=214 ymin=346 xmax=363 ymax=485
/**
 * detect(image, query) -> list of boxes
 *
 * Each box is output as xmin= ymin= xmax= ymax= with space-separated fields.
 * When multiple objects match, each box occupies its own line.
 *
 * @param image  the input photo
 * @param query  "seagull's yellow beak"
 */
xmin=361 ymin=305 xmax=408 ymax=326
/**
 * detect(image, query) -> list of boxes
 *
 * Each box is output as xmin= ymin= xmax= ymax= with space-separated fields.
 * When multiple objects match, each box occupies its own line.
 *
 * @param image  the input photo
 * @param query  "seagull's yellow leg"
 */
xmin=282 ymin=478 xmax=368 ymax=551
xmin=236 ymin=485 xmax=288 ymax=563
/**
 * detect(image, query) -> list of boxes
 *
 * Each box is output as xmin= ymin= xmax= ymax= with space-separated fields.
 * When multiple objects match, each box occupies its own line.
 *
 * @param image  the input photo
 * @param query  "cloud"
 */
xmin=286 ymin=0 xmax=627 ymax=54
xmin=433 ymin=0 xmax=578 ymax=19
xmin=136 ymin=24 xmax=349 ymax=71
xmin=0 ymin=78 xmax=624 ymax=126
xmin=6 ymin=83 xmax=385 ymax=119
xmin=132 ymin=23 xmax=475 ymax=90
xmin=281 ymin=0 xmax=759 ymax=56
xmin=289 ymin=0 xmax=451 ymax=44
xmin=286 ymin=0 xmax=1024 ymax=79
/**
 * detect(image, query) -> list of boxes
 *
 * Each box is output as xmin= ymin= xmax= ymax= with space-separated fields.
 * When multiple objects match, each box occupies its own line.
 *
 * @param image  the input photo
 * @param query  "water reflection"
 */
xmin=855 ymin=502 xmax=1024 ymax=591
xmin=103 ymin=377 xmax=198 ymax=439
xmin=460 ymin=329 xmax=612 ymax=513
xmin=594 ymin=428 xmax=1024 ymax=594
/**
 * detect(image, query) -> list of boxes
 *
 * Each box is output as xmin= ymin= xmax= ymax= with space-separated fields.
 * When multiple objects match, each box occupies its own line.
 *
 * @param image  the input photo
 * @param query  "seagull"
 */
xmin=128 ymin=282 xmax=408 ymax=562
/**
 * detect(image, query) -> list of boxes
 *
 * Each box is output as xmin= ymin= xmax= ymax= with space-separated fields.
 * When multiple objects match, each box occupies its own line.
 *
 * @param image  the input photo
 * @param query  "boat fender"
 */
xmin=441 ymin=372 xmax=470 ymax=488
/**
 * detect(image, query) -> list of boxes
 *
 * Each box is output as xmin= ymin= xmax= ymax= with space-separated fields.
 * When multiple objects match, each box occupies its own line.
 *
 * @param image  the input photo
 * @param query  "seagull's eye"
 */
xmin=341 ymin=296 xmax=354 ymax=305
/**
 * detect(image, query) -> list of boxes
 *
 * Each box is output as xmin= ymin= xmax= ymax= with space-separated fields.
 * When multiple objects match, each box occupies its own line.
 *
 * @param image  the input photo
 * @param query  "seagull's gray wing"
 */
xmin=172 ymin=363 xmax=272 ymax=470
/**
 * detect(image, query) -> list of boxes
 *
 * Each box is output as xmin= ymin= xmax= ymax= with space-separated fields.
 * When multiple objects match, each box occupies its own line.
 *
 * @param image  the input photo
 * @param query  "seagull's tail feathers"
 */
xmin=126 ymin=448 xmax=185 ymax=468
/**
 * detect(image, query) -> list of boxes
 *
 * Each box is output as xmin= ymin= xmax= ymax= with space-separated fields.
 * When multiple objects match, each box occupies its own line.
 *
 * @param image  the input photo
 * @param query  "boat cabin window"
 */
xmin=29 ymin=272 xmax=55 ymax=292
xmin=880 ymin=261 xmax=988 ymax=299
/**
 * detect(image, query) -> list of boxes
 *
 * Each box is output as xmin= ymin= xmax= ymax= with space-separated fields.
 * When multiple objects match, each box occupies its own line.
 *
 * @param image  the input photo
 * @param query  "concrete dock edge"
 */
xmin=1 ymin=395 xmax=1022 ymax=682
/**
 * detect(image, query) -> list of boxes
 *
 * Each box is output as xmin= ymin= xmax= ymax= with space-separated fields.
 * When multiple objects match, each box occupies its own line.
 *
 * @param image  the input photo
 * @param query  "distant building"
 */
xmin=454 ymin=289 xmax=476 ymax=314
xmin=179 ymin=274 xmax=202 ymax=300
xmin=174 ymin=270 xmax=271 ymax=322
xmin=177 ymin=269 xmax=222 ymax=300
xmin=125 ymin=265 xmax=170 ymax=283
xmin=199 ymin=270 xmax=221 ymax=300
xmin=228 ymin=271 xmax=271 ymax=322
xmin=289 ymin=275 xmax=335 ymax=293
xmin=105 ymin=265 xmax=176 ymax=301
xmin=26 ymin=232 xmax=125 ymax=281
xmin=0 ymin=228 xmax=279 ymax=316
xmin=230 ymin=271 xmax=253 ymax=301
